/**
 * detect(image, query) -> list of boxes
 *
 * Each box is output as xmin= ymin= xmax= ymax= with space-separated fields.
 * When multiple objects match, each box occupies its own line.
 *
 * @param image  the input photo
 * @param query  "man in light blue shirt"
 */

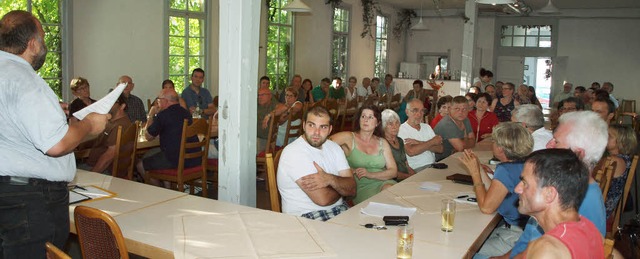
xmin=181 ymin=68 xmax=215 ymax=115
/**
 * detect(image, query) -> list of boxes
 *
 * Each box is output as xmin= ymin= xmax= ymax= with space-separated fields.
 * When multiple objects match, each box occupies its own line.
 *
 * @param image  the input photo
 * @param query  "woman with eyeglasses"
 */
xmin=275 ymin=87 xmax=303 ymax=147
xmin=490 ymin=82 xmax=520 ymax=122
xmin=68 ymin=77 xmax=96 ymax=122
xmin=330 ymin=104 xmax=397 ymax=204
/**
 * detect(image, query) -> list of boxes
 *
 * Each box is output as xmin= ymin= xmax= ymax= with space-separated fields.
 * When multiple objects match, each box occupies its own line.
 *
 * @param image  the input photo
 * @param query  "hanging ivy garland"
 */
xmin=361 ymin=0 xmax=382 ymax=39
xmin=392 ymin=9 xmax=416 ymax=41
xmin=325 ymin=0 xmax=343 ymax=8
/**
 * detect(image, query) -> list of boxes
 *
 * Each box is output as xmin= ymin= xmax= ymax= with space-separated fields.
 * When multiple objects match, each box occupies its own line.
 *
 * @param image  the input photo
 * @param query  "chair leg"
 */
xmin=201 ymin=175 xmax=208 ymax=198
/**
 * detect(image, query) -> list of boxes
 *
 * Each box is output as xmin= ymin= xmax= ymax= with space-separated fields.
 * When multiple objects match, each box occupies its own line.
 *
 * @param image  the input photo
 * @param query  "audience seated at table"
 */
xmin=378 ymin=74 xmax=395 ymax=96
xmin=549 ymin=96 xmax=584 ymax=130
xmin=591 ymin=96 xmax=616 ymax=125
xmin=278 ymin=105 xmax=356 ymax=221
xmin=511 ymin=104 xmax=551 ymax=152
xmin=381 ymin=109 xmax=416 ymax=181
xmin=330 ymin=77 xmax=345 ymax=101
xmin=136 ymin=88 xmax=200 ymax=188
xmin=118 ymin=75 xmax=147 ymax=123
xmin=465 ymin=92 xmax=477 ymax=110
xmin=257 ymin=87 xmax=287 ymax=154
xmin=68 ymin=76 xmax=96 ymax=123
xmin=398 ymin=99 xmax=443 ymax=172
xmin=473 ymin=68 xmax=493 ymax=90
xmin=356 ymin=77 xmax=376 ymax=102
xmin=468 ymin=93 xmax=499 ymax=142
xmin=276 ymin=87 xmax=303 ymax=147
xmin=514 ymin=84 xmax=531 ymax=105
xmin=490 ymin=82 xmax=519 ymax=122
xmin=400 ymin=80 xmax=431 ymax=123
xmin=370 ymin=77 xmax=381 ymax=96
xmin=552 ymin=82 xmax=574 ymax=108
xmin=344 ymin=76 xmax=357 ymax=102
xmin=459 ymin=122 xmax=533 ymax=258
xmin=507 ymin=111 xmax=607 ymax=259
xmin=311 ymin=77 xmax=333 ymax=102
xmin=301 ymin=78 xmax=315 ymax=103
xmin=181 ymin=68 xmax=215 ymax=116
xmin=79 ymin=94 xmax=132 ymax=174
xmin=160 ymin=79 xmax=188 ymax=109
xmin=603 ymin=125 xmax=637 ymax=223
xmin=484 ymin=84 xmax=497 ymax=101
xmin=602 ymin=81 xmax=619 ymax=108
xmin=515 ymin=149 xmax=603 ymax=258
xmin=434 ymin=96 xmax=475 ymax=161
xmin=330 ymin=104 xmax=397 ymax=204
xmin=278 ymin=74 xmax=305 ymax=103
xmin=429 ymin=95 xmax=452 ymax=129
xmin=526 ymin=85 xmax=542 ymax=110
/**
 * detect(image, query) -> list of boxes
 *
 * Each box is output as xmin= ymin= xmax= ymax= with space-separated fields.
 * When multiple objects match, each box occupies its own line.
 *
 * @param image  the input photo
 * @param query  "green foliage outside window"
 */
xmin=168 ymin=0 xmax=206 ymax=93
xmin=0 ymin=0 xmax=63 ymax=99
xmin=266 ymin=0 xmax=292 ymax=92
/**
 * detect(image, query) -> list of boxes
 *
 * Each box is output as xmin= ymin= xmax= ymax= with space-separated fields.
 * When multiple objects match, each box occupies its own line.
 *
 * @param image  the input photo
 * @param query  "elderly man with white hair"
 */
xmin=504 ymin=111 xmax=607 ymax=259
xmin=511 ymin=104 xmax=552 ymax=151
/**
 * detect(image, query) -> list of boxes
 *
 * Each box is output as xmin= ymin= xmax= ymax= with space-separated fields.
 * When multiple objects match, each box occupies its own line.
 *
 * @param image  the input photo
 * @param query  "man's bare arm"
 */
xmin=404 ymin=135 xmax=443 ymax=156
xmin=91 ymin=146 xmax=116 ymax=173
xmin=524 ymin=236 xmax=571 ymax=259
xmin=46 ymin=113 xmax=109 ymax=157
xmin=297 ymin=163 xmax=355 ymax=206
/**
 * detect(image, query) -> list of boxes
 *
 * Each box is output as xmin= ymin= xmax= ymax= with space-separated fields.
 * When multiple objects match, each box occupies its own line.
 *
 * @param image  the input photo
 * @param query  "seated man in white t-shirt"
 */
xmin=277 ymin=106 xmax=356 ymax=221
xmin=398 ymin=99 xmax=443 ymax=172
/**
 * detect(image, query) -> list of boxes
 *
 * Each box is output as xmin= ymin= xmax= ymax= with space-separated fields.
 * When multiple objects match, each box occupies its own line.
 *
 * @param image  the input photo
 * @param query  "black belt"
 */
xmin=0 ymin=176 xmax=67 ymax=186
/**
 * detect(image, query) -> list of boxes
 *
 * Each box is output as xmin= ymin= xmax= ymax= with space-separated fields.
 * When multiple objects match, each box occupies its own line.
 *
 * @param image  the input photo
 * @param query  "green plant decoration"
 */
xmin=392 ymin=9 xmax=416 ymax=41
xmin=360 ymin=0 xmax=382 ymax=39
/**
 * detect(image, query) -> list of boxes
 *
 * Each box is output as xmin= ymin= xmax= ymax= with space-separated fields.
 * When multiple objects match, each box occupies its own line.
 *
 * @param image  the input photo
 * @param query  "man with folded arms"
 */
xmin=503 ymin=111 xmax=607 ymax=259
xmin=278 ymin=106 xmax=356 ymax=221
xmin=398 ymin=99 xmax=443 ymax=172
xmin=434 ymin=96 xmax=475 ymax=161
xmin=514 ymin=149 xmax=603 ymax=258
xmin=0 ymin=11 xmax=109 ymax=257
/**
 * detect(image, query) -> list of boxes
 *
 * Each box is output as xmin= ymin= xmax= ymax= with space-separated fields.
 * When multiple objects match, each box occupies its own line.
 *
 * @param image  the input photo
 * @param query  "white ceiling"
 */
xmin=377 ymin=0 xmax=640 ymax=11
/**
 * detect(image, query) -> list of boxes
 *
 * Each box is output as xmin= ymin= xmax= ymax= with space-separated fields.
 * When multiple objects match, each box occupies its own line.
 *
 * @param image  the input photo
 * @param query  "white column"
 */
xmin=217 ymin=0 xmax=260 ymax=206
xmin=460 ymin=0 xmax=478 ymax=92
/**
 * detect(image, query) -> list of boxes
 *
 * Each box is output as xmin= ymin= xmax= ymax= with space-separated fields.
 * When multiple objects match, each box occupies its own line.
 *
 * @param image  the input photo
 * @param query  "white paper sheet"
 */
xmin=73 ymin=83 xmax=127 ymax=120
xmin=419 ymin=181 xmax=442 ymax=191
xmin=454 ymin=192 xmax=478 ymax=205
xmin=360 ymin=202 xmax=417 ymax=218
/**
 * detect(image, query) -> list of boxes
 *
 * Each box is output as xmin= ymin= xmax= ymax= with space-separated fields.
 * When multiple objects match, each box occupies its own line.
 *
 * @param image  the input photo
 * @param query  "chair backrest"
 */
xmin=112 ymin=121 xmax=139 ymax=180
xmin=266 ymin=152 xmax=281 ymax=213
xmin=595 ymin=157 xmax=613 ymax=188
xmin=389 ymin=93 xmax=402 ymax=110
xmin=147 ymin=98 xmax=153 ymax=111
xmin=339 ymin=98 xmax=358 ymax=132
xmin=177 ymin=118 xmax=210 ymax=172
xmin=603 ymin=238 xmax=615 ymax=259
xmin=621 ymin=99 xmax=636 ymax=113
xmin=609 ymin=155 xmax=639 ymax=238
xmin=74 ymin=206 xmax=129 ymax=259
xmin=264 ymin=111 xmax=280 ymax=153
xmin=324 ymin=99 xmax=341 ymax=128
xmin=600 ymin=161 xmax=617 ymax=201
xmin=45 ymin=242 xmax=71 ymax=259
xmin=282 ymin=109 xmax=303 ymax=148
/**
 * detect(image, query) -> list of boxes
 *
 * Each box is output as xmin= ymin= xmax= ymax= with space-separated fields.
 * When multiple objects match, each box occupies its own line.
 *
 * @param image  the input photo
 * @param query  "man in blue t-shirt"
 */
xmin=181 ymin=68 xmax=215 ymax=116
xmin=505 ymin=111 xmax=607 ymax=258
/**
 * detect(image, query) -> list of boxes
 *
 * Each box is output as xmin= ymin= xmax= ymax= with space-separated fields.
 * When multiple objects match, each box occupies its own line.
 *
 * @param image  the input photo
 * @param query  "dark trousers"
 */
xmin=0 ymin=178 xmax=69 ymax=259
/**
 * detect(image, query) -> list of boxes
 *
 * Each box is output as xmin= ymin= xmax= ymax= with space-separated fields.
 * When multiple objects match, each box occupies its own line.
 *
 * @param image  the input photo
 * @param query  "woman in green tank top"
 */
xmin=330 ymin=104 xmax=397 ymax=204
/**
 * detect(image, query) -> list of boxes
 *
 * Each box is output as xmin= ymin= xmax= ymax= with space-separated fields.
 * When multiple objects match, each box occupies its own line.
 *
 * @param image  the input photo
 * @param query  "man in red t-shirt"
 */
xmin=514 ymin=149 xmax=603 ymax=259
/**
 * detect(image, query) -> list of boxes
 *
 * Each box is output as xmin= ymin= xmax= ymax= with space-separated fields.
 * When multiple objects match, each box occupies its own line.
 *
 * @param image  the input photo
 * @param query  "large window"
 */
xmin=374 ymin=15 xmax=388 ymax=78
xmin=0 ymin=0 xmax=64 ymax=99
xmin=266 ymin=0 xmax=292 ymax=92
xmin=331 ymin=7 xmax=350 ymax=79
xmin=500 ymin=25 xmax=552 ymax=48
xmin=167 ymin=0 xmax=207 ymax=93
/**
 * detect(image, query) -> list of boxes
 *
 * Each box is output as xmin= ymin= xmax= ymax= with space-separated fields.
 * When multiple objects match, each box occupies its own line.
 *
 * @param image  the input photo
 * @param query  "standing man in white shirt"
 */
xmin=0 ymin=10 xmax=109 ymax=258
xmin=398 ymin=99 xmax=443 ymax=172
xmin=278 ymin=106 xmax=356 ymax=221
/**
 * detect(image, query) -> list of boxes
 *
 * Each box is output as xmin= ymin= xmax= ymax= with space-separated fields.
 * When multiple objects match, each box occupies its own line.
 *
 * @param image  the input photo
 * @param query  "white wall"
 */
xmin=557 ymin=18 xmax=640 ymax=110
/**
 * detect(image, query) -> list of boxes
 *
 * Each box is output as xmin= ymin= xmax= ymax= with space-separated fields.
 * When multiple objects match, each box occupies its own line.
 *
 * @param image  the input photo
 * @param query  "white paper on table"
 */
xmin=173 ymin=211 xmax=333 ymax=259
xmin=360 ymin=202 xmax=417 ymax=218
xmin=454 ymin=192 xmax=478 ymax=205
xmin=72 ymin=83 xmax=126 ymax=120
xmin=419 ymin=181 xmax=442 ymax=191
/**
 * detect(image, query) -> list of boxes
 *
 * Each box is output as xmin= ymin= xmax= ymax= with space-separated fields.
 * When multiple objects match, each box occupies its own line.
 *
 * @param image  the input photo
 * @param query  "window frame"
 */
xmin=266 ymin=0 xmax=294 ymax=92
xmin=374 ymin=14 xmax=389 ymax=79
xmin=331 ymin=6 xmax=351 ymax=80
xmin=494 ymin=17 xmax=558 ymax=57
xmin=164 ymin=0 xmax=210 ymax=94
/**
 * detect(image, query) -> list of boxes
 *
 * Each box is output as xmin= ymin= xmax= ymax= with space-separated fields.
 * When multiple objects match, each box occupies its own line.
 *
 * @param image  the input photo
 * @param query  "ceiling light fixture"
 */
xmin=282 ymin=0 xmax=311 ymax=13
xmin=411 ymin=0 xmax=429 ymax=31
xmin=476 ymin=0 xmax=516 ymax=5
xmin=537 ymin=0 xmax=561 ymax=14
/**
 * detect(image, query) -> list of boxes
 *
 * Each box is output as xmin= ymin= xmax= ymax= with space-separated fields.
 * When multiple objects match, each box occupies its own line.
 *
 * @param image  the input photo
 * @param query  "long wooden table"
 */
xmin=70 ymin=140 xmax=498 ymax=258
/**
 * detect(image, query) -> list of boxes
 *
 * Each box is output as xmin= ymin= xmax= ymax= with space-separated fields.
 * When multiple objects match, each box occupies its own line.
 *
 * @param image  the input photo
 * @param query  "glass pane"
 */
xmin=40 ymin=52 xmax=62 ymax=79
xmin=539 ymin=26 xmax=551 ymax=36
xmin=513 ymin=26 xmax=526 ymax=36
xmin=170 ymin=75 xmax=185 ymax=94
xmin=188 ymin=56 xmax=202 ymax=73
xmin=189 ymin=0 xmax=204 ymax=12
xmin=501 ymin=26 xmax=513 ymax=36
xmin=169 ymin=55 xmax=186 ymax=75
xmin=0 ymin=1 xmax=28 ymax=16
xmin=525 ymin=37 xmax=538 ymax=47
xmin=169 ymin=16 xmax=186 ymax=36
xmin=188 ymin=37 xmax=203 ymax=55
xmin=501 ymin=36 xmax=512 ymax=47
xmin=43 ymin=25 xmax=61 ymax=51
xmin=513 ymin=36 xmax=525 ymax=47
xmin=169 ymin=36 xmax=185 ymax=55
xmin=526 ymin=27 xmax=539 ymax=36
xmin=188 ymin=18 xmax=202 ymax=37
xmin=170 ymin=0 xmax=186 ymax=10
xmin=33 ymin=0 xmax=60 ymax=24
xmin=44 ymin=79 xmax=62 ymax=99
xmin=539 ymin=37 xmax=552 ymax=48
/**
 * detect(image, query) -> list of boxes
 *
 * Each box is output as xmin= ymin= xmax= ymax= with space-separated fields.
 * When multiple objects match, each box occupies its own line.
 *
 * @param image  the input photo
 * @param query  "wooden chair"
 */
xmin=74 ymin=206 xmax=129 ymax=259
xmin=596 ymin=161 xmax=617 ymax=201
xmin=146 ymin=118 xmax=210 ymax=197
xmin=45 ymin=242 xmax=71 ymax=259
xmin=604 ymin=238 xmax=615 ymax=259
xmin=339 ymin=98 xmax=358 ymax=132
xmin=147 ymin=98 xmax=153 ymax=112
xmin=362 ymin=95 xmax=378 ymax=107
xmin=266 ymin=151 xmax=282 ymax=212
xmin=324 ymin=99 xmax=341 ymax=128
xmin=257 ymin=111 xmax=280 ymax=192
xmin=389 ymin=93 xmax=401 ymax=111
xmin=281 ymin=109 xmax=303 ymax=148
xmin=111 ymin=121 xmax=139 ymax=180
xmin=608 ymin=155 xmax=639 ymax=238
xmin=377 ymin=94 xmax=389 ymax=110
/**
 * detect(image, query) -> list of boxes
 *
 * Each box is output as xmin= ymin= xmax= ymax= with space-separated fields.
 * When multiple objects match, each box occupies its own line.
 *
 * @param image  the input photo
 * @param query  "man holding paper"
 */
xmin=0 ymin=10 xmax=109 ymax=258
